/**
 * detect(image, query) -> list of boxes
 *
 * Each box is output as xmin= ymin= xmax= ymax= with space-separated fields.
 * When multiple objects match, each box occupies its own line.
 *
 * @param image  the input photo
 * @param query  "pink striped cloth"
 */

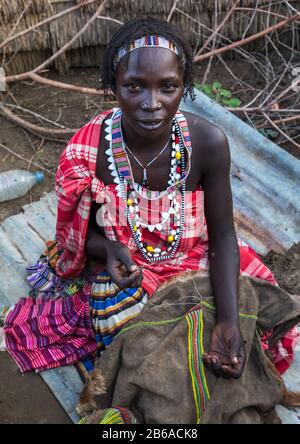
xmin=4 ymin=287 xmax=96 ymax=373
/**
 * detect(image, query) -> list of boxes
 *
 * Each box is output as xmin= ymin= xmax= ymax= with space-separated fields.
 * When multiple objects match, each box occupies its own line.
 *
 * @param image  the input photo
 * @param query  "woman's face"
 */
xmin=114 ymin=47 xmax=184 ymax=139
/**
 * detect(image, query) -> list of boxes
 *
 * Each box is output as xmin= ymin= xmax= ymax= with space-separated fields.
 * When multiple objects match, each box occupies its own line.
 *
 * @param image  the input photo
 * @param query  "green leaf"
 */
xmin=202 ymin=85 xmax=212 ymax=96
xmin=212 ymin=81 xmax=222 ymax=91
xmin=220 ymin=89 xmax=231 ymax=98
xmin=266 ymin=129 xmax=279 ymax=139
xmin=215 ymin=93 xmax=223 ymax=103
xmin=222 ymin=98 xmax=232 ymax=106
xmin=258 ymin=129 xmax=267 ymax=137
xmin=194 ymin=83 xmax=202 ymax=91
xmin=258 ymin=128 xmax=279 ymax=139
xmin=228 ymin=98 xmax=241 ymax=107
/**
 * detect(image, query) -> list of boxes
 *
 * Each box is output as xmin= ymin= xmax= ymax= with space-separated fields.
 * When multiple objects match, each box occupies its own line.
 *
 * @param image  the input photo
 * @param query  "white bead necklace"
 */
xmin=121 ymin=119 xmax=186 ymax=262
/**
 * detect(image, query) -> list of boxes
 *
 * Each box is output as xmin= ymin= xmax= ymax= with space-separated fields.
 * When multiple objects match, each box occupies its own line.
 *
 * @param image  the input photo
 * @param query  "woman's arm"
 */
xmin=85 ymin=203 xmax=113 ymax=261
xmin=201 ymin=127 xmax=245 ymax=378
xmin=202 ymin=129 xmax=239 ymax=324
xmin=85 ymin=202 xmax=143 ymax=288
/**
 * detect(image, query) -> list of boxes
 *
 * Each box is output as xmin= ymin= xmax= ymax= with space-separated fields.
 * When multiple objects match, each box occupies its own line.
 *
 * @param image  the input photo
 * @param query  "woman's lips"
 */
xmin=138 ymin=119 xmax=164 ymax=130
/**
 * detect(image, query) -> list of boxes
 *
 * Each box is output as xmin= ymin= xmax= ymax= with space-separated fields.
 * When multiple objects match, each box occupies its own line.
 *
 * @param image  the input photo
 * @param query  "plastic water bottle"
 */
xmin=0 ymin=170 xmax=44 ymax=203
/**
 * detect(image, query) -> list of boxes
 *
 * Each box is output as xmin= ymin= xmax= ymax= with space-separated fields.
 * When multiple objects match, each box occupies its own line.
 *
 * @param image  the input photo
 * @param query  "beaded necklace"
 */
xmin=108 ymin=108 xmax=191 ymax=263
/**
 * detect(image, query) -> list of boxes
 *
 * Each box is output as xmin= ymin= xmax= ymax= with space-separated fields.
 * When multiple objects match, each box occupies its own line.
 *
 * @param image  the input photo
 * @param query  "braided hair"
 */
xmin=100 ymin=16 xmax=195 ymax=101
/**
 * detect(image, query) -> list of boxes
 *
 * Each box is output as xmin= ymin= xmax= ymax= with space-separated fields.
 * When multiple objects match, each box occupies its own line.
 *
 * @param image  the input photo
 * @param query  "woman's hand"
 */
xmin=203 ymin=321 xmax=246 ymax=379
xmin=105 ymin=241 xmax=143 ymax=289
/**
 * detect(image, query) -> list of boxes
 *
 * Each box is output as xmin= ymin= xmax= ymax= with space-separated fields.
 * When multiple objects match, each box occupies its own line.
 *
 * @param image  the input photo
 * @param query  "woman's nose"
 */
xmin=142 ymin=90 xmax=162 ymax=111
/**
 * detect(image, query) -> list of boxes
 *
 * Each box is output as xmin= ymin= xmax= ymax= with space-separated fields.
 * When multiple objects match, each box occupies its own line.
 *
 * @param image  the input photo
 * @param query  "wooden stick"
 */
xmin=96 ymin=15 xmax=123 ymax=25
xmin=0 ymin=101 xmax=74 ymax=130
xmin=0 ymin=105 xmax=78 ymax=137
xmin=4 ymin=0 xmax=109 ymax=84
xmin=0 ymin=142 xmax=55 ymax=176
xmin=268 ymin=77 xmax=300 ymax=107
xmin=201 ymin=0 xmax=219 ymax=85
xmin=167 ymin=0 xmax=180 ymax=22
xmin=256 ymin=114 xmax=300 ymax=129
xmin=0 ymin=0 xmax=97 ymax=50
xmin=29 ymin=72 xmax=107 ymax=95
xmin=222 ymin=106 xmax=300 ymax=113
xmin=193 ymin=13 xmax=299 ymax=63
xmin=6 ymin=1 xmax=33 ymax=40
xmin=176 ymin=7 xmax=280 ymax=79
xmin=196 ymin=0 xmax=240 ymax=57
xmin=33 ymin=0 xmax=109 ymax=73
xmin=235 ymin=7 xmax=300 ymax=22
xmin=260 ymin=111 xmax=300 ymax=148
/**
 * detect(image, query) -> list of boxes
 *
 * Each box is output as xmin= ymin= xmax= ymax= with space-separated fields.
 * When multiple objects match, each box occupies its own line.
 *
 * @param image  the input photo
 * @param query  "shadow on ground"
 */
xmin=0 ymin=352 xmax=71 ymax=424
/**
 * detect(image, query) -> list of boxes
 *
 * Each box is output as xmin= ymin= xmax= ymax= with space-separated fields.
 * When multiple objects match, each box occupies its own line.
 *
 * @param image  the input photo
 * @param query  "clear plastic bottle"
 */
xmin=0 ymin=169 xmax=44 ymax=203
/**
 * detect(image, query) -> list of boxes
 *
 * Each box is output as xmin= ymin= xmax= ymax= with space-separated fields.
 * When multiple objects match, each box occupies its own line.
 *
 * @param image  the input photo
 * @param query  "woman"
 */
xmin=4 ymin=17 xmax=298 ymax=393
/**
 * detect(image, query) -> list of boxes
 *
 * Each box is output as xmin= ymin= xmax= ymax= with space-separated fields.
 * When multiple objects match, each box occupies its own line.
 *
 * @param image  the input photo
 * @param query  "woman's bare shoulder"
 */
xmin=181 ymin=110 xmax=229 ymax=170
xmin=181 ymin=111 xmax=226 ymax=144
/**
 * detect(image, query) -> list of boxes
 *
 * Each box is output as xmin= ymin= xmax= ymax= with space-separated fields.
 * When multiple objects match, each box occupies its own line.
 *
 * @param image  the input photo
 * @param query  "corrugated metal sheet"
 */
xmin=0 ymin=192 xmax=83 ymax=423
xmin=182 ymin=93 xmax=300 ymax=423
xmin=0 ymin=90 xmax=299 ymax=423
xmin=180 ymin=91 xmax=300 ymax=256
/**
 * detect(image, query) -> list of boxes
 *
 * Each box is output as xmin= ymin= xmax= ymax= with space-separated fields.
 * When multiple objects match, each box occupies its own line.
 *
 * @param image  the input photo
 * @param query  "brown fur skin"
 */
xmin=76 ymin=271 xmax=300 ymax=420
xmin=76 ymin=367 xmax=107 ymax=416
xmin=265 ymin=355 xmax=300 ymax=407
xmin=76 ymin=350 xmax=300 ymax=422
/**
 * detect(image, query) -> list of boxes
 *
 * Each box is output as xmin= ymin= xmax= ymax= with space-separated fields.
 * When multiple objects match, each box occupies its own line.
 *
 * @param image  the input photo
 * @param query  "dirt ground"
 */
xmin=0 ymin=58 xmax=299 ymax=423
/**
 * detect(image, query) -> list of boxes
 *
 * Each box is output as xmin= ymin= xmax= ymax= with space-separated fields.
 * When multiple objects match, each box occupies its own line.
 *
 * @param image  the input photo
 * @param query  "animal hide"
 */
xmin=77 ymin=274 xmax=300 ymax=424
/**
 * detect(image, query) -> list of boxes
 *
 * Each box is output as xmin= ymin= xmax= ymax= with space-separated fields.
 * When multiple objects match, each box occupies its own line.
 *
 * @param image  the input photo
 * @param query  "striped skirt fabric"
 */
xmin=4 ymin=289 xmax=97 ymax=373
xmin=77 ymin=273 xmax=148 ymax=380
xmin=4 ymin=241 xmax=148 ymax=380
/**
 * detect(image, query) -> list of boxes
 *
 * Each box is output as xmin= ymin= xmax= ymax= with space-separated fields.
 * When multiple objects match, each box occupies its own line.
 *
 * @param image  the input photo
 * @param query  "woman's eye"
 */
xmin=163 ymin=84 xmax=177 ymax=92
xmin=126 ymin=83 xmax=142 ymax=91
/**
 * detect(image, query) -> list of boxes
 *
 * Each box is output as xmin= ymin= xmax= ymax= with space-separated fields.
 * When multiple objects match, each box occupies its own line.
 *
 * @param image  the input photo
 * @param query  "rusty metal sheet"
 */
xmin=180 ymin=92 xmax=300 ymax=255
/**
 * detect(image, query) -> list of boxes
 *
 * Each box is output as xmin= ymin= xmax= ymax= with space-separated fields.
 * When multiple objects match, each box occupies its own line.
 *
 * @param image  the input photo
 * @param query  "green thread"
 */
xmin=117 ymin=302 xmax=257 ymax=337
xmin=100 ymin=409 xmax=123 ymax=424
xmin=187 ymin=314 xmax=201 ymax=421
xmin=117 ymin=315 xmax=185 ymax=336
xmin=187 ymin=309 xmax=210 ymax=424
xmin=201 ymin=301 xmax=257 ymax=320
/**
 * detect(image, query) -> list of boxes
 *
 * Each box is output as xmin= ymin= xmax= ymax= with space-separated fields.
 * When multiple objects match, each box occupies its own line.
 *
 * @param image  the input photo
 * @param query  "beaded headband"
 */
xmin=113 ymin=35 xmax=185 ymax=69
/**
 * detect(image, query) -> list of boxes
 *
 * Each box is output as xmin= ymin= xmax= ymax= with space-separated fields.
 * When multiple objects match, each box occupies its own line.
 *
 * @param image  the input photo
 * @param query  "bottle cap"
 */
xmin=34 ymin=172 xmax=44 ymax=183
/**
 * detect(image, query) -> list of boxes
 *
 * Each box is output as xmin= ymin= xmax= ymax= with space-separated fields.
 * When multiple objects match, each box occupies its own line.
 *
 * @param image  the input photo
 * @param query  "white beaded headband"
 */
xmin=113 ymin=35 xmax=185 ymax=69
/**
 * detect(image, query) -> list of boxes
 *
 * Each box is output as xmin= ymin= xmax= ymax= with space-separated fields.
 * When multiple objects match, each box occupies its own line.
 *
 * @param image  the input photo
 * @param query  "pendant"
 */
xmin=141 ymin=168 xmax=149 ymax=188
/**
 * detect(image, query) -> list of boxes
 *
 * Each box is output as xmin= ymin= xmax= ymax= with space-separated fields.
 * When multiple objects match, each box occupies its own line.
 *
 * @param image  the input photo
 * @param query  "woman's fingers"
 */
xmin=203 ymin=352 xmax=244 ymax=379
xmin=126 ymin=270 xmax=142 ymax=287
xmin=108 ymin=262 xmax=143 ymax=288
xmin=118 ymin=248 xmax=138 ymax=273
xmin=202 ymin=353 xmax=212 ymax=374
xmin=106 ymin=243 xmax=144 ymax=288
xmin=203 ymin=353 xmax=221 ymax=376
xmin=129 ymin=270 xmax=143 ymax=288
xmin=220 ymin=362 xmax=243 ymax=379
xmin=113 ymin=270 xmax=140 ymax=289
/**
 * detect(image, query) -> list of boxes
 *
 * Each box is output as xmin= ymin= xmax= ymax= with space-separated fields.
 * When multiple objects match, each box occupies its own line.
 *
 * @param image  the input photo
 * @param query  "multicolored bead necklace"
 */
xmin=108 ymin=108 xmax=190 ymax=263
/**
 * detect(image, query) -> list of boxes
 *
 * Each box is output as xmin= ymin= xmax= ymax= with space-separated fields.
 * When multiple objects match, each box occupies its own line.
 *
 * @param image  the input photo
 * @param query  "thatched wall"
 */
xmin=1 ymin=0 xmax=299 ymax=75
